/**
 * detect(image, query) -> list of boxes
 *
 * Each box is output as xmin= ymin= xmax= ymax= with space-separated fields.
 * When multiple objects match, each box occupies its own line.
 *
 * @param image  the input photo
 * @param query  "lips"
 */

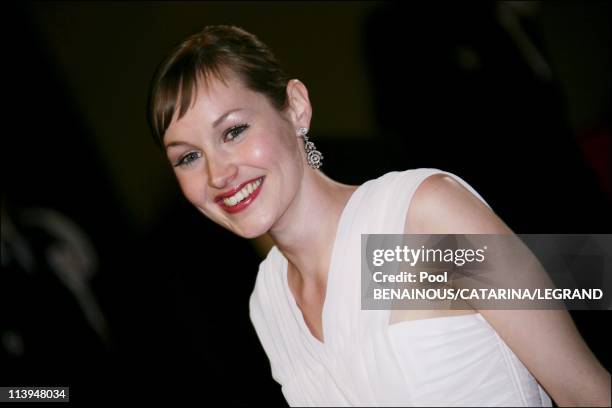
xmin=217 ymin=177 xmax=265 ymax=214
xmin=215 ymin=176 xmax=263 ymax=203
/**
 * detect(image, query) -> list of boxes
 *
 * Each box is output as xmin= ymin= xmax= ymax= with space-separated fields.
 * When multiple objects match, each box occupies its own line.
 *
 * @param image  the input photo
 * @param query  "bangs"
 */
xmin=147 ymin=25 xmax=290 ymax=148
xmin=149 ymin=52 xmax=228 ymax=147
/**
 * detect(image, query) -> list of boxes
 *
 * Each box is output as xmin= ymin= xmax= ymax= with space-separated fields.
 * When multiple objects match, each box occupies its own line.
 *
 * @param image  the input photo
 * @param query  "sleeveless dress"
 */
xmin=249 ymin=168 xmax=553 ymax=407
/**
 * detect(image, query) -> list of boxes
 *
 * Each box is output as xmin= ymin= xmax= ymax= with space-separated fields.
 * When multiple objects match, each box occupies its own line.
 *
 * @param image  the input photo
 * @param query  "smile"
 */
xmin=216 ymin=176 xmax=265 ymax=214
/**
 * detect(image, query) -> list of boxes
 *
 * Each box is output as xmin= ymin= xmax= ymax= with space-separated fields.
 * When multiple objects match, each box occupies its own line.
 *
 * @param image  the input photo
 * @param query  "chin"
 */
xmin=236 ymin=224 xmax=269 ymax=240
xmin=232 ymin=211 xmax=274 ymax=239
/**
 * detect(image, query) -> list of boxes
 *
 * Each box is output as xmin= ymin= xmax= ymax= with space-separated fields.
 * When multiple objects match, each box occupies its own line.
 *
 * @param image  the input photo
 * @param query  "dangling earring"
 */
xmin=297 ymin=127 xmax=323 ymax=169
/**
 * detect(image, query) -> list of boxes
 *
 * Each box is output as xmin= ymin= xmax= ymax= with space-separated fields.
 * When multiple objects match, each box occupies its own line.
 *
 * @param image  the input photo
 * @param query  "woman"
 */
xmin=148 ymin=25 xmax=610 ymax=406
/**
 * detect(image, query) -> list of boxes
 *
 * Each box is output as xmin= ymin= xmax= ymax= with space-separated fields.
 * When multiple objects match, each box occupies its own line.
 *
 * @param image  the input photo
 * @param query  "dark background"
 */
xmin=2 ymin=1 xmax=610 ymax=406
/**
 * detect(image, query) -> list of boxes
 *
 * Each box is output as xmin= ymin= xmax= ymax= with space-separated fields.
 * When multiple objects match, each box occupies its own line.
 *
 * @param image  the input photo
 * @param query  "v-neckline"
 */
xmin=281 ymin=184 xmax=363 ymax=350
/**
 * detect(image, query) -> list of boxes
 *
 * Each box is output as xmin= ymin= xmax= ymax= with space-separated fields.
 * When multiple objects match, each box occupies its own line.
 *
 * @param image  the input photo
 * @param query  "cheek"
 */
xmin=176 ymin=172 xmax=207 ymax=207
xmin=247 ymin=129 xmax=299 ymax=165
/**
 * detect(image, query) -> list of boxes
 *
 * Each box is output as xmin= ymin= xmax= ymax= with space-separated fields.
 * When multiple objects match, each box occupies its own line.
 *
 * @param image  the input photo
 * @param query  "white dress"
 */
xmin=249 ymin=168 xmax=553 ymax=407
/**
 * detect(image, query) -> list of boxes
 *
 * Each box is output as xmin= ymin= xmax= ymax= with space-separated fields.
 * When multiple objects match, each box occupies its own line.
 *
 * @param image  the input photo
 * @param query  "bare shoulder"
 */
xmin=404 ymin=173 xmax=513 ymax=235
xmin=402 ymin=175 xmax=612 ymax=406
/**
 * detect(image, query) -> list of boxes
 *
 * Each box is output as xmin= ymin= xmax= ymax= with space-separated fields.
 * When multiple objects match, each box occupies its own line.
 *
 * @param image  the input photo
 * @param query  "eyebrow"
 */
xmin=213 ymin=108 xmax=244 ymax=128
xmin=165 ymin=108 xmax=245 ymax=149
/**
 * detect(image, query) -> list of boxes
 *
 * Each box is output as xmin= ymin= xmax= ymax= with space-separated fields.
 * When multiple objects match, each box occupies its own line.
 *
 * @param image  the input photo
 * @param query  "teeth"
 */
xmin=222 ymin=178 xmax=262 ymax=207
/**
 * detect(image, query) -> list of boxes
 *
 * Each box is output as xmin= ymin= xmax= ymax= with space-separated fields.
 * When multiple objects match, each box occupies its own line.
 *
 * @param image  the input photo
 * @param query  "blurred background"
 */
xmin=2 ymin=1 xmax=610 ymax=405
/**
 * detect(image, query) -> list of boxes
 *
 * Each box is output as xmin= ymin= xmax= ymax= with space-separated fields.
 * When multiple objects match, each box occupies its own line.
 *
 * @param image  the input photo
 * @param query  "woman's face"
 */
xmin=163 ymin=73 xmax=306 ymax=238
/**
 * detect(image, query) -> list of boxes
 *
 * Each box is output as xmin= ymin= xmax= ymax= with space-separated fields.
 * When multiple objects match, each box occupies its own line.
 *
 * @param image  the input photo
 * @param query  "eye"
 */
xmin=174 ymin=151 xmax=202 ymax=168
xmin=224 ymin=123 xmax=249 ymax=142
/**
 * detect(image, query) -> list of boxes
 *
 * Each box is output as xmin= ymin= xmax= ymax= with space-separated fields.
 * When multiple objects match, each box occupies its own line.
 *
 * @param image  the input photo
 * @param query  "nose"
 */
xmin=206 ymin=154 xmax=237 ymax=190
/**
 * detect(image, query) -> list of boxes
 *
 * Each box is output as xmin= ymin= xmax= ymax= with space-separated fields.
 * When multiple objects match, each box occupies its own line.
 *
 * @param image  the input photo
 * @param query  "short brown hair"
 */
xmin=148 ymin=25 xmax=291 ymax=147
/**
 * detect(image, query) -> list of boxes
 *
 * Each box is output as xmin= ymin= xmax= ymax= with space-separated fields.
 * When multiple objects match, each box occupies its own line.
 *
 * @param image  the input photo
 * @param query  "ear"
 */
xmin=285 ymin=79 xmax=312 ymax=130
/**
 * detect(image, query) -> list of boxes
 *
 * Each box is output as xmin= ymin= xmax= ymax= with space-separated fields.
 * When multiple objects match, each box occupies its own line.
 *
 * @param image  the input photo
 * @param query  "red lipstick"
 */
xmin=215 ymin=176 xmax=265 ymax=214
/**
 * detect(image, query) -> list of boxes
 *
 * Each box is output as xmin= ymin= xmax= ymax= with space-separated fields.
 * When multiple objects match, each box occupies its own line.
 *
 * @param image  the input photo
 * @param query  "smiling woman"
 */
xmin=147 ymin=25 xmax=610 ymax=407
xmin=147 ymin=26 xmax=317 ymax=239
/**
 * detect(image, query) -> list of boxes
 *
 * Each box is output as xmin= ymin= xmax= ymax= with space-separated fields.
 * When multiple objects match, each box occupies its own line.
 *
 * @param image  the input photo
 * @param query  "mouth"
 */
xmin=215 ymin=176 xmax=265 ymax=214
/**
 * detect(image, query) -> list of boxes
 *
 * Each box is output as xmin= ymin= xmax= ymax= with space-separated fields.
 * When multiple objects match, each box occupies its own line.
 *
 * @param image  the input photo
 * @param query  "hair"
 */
xmin=147 ymin=25 xmax=291 ymax=147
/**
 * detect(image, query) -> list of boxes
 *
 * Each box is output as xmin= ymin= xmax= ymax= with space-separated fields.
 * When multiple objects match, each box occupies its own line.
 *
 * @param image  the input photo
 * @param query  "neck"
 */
xmin=268 ymin=169 xmax=358 ymax=292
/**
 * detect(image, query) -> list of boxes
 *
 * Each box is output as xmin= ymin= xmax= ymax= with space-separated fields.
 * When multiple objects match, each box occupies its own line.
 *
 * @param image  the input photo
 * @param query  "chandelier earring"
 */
xmin=297 ymin=127 xmax=323 ymax=169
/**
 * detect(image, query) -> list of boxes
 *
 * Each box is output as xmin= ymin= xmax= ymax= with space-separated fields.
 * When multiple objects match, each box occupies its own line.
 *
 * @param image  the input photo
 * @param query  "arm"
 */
xmin=405 ymin=173 xmax=611 ymax=407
